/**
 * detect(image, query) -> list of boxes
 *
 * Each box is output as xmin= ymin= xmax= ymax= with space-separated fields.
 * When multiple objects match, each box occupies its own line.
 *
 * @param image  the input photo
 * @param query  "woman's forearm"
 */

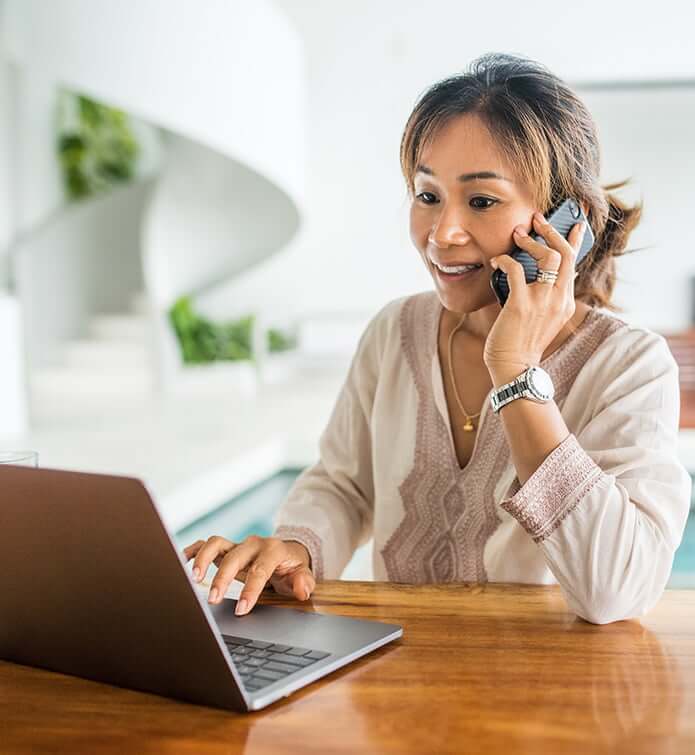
xmin=489 ymin=366 xmax=571 ymax=486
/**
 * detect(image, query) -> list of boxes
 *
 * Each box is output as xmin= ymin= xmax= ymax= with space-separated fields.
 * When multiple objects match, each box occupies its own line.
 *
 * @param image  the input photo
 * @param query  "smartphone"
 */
xmin=490 ymin=198 xmax=594 ymax=307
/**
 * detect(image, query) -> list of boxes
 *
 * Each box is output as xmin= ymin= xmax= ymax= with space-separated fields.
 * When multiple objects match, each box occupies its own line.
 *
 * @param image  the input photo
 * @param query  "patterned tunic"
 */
xmin=272 ymin=290 xmax=691 ymax=623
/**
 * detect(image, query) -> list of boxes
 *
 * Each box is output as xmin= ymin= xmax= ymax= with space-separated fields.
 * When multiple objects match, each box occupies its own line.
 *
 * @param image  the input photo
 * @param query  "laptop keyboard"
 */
xmin=222 ymin=634 xmax=331 ymax=693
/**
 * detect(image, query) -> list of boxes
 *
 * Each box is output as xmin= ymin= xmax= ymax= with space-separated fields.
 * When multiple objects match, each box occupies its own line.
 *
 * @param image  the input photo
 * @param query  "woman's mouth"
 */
xmin=432 ymin=262 xmax=484 ymax=282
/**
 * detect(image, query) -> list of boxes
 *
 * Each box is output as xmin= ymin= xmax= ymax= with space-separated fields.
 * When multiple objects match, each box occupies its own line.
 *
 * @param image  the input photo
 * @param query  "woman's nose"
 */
xmin=428 ymin=206 xmax=468 ymax=247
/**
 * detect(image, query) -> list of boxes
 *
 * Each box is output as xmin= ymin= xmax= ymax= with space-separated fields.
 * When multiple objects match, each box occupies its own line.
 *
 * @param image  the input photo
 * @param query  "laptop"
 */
xmin=0 ymin=465 xmax=403 ymax=712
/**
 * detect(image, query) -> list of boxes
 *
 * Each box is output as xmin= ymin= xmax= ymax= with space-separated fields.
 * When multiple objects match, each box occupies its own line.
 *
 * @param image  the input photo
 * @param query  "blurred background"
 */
xmin=1 ymin=0 xmax=693 ymax=585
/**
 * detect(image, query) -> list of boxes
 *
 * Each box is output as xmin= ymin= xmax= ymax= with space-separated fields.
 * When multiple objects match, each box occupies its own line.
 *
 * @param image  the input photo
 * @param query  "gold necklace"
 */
xmin=447 ymin=312 xmax=481 ymax=432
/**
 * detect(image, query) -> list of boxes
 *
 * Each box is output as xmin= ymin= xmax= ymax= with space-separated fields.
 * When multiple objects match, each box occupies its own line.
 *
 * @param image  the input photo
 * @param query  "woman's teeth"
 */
xmin=435 ymin=262 xmax=483 ymax=274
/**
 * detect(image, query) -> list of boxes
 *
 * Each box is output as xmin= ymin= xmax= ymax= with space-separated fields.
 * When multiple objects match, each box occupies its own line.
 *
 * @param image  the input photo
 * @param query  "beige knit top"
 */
xmin=272 ymin=290 xmax=692 ymax=624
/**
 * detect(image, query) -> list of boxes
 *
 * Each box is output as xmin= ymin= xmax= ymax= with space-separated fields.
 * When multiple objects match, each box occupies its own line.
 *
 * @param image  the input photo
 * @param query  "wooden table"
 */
xmin=1 ymin=582 xmax=694 ymax=754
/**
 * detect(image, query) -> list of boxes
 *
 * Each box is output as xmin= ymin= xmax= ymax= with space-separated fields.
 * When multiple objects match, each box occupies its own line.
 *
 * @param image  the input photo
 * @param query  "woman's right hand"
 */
xmin=182 ymin=535 xmax=315 ymax=616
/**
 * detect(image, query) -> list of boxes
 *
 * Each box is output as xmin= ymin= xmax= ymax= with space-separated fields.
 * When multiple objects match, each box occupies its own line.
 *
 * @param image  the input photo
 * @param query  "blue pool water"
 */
xmin=174 ymin=469 xmax=301 ymax=550
xmin=174 ymin=470 xmax=695 ymax=589
xmin=671 ymin=508 xmax=695 ymax=587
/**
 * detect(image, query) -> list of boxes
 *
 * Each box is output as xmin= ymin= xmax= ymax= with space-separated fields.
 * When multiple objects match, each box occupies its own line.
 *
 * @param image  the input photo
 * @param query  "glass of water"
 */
xmin=0 ymin=450 xmax=39 ymax=467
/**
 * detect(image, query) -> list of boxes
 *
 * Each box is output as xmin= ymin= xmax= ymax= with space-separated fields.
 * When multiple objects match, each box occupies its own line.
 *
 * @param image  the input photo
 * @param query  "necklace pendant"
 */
xmin=463 ymin=418 xmax=475 ymax=432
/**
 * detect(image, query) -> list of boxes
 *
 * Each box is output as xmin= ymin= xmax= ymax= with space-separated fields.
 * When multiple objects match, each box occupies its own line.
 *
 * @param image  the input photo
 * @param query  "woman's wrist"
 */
xmin=486 ymin=361 xmax=531 ymax=388
xmin=284 ymin=539 xmax=312 ymax=570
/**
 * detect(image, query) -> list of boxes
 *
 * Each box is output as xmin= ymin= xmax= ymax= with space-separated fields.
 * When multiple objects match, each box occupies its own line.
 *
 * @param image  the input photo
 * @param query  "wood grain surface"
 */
xmin=1 ymin=581 xmax=693 ymax=754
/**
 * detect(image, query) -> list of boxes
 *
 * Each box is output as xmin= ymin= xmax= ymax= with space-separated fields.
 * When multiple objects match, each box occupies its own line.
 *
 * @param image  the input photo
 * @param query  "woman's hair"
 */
xmin=400 ymin=52 xmax=643 ymax=312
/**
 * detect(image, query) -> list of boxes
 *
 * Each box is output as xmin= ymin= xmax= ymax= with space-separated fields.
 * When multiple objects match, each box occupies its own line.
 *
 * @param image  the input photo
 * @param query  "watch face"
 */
xmin=527 ymin=367 xmax=554 ymax=400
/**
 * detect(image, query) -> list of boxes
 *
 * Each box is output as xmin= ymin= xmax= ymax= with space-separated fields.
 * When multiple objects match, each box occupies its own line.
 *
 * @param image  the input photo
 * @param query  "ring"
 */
xmin=536 ymin=268 xmax=559 ymax=284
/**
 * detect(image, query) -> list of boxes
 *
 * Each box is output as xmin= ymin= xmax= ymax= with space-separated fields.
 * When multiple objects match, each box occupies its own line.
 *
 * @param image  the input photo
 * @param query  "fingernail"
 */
xmin=534 ymin=211 xmax=546 ymax=223
xmin=192 ymin=567 xmax=200 ymax=582
xmin=236 ymin=599 xmax=248 ymax=615
xmin=208 ymin=587 xmax=218 ymax=603
xmin=514 ymin=226 xmax=527 ymax=236
xmin=303 ymin=589 xmax=310 ymax=601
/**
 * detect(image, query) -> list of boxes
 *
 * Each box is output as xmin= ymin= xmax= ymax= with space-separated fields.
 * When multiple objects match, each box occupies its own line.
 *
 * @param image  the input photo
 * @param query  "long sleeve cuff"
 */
xmin=500 ymin=433 xmax=605 ymax=543
xmin=273 ymin=525 xmax=325 ymax=581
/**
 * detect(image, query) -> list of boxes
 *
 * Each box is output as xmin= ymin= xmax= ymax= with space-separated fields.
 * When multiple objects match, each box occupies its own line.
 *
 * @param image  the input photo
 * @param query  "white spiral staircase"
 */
xmin=2 ymin=0 xmax=306 ymax=419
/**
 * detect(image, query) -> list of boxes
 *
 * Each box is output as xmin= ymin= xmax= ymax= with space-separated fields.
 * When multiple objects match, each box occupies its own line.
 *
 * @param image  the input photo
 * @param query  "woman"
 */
xmin=184 ymin=52 xmax=691 ymax=624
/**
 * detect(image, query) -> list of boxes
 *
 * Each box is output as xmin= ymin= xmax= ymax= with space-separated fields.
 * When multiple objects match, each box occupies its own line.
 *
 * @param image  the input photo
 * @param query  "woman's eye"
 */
xmin=470 ymin=196 xmax=497 ymax=210
xmin=415 ymin=193 xmax=497 ymax=210
xmin=415 ymin=192 xmax=437 ymax=205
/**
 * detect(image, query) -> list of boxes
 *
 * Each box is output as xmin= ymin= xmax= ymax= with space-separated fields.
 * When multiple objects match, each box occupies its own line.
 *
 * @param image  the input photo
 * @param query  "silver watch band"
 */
xmin=490 ymin=366 xmax=554 ymax=414
xmin=490 ymin=373 xmax=532 ymax=414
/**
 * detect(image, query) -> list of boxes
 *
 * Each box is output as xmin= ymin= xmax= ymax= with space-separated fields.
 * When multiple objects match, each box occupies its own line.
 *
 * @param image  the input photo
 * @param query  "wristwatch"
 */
xmin=490 ymin=365 xmax=555 ymax=414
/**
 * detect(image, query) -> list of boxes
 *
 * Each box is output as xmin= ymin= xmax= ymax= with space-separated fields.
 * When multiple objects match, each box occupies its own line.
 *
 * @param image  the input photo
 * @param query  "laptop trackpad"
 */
xmin=207 ymin=600 xmax=400 ymax=656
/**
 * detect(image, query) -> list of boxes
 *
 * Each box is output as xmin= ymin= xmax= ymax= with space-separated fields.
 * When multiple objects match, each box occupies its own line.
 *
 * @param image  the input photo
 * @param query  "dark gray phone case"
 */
xmin=490 ymin=198 xmax=594 ymax=306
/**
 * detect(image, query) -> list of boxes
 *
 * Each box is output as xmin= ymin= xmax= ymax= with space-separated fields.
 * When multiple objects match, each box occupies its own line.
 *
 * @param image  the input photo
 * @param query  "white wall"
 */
xmin=0 ymin=294 xmax=28 ymax=435
xmin=11 ymin=69 xmax=63 ymax=235
xmin=203 ymin=0 xmax=695 ymax=332
xmin=0 ymin=0 xmax=13 ymax=289
xmin=582 ymin=88 xmax=695 ymax=331
xmin=0 ymin=1 xmax=29 ymax=436
xmin=15 ymin=180 xmax=149 ymax=368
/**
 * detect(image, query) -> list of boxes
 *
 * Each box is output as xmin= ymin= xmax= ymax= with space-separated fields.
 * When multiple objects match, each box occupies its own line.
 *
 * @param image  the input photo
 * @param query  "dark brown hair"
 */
xmin=400 ymin=52 xmax=643 ymax=312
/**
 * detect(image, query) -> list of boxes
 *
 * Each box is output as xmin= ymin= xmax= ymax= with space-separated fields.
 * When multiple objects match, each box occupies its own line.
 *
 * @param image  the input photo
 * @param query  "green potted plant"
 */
xmin=258 ymin=316 xmax=300 ymax=385
xmin=56 ymin=90 xmax=140 ymax=201
xmin=168 ymin=296 xmax=259 ymax=395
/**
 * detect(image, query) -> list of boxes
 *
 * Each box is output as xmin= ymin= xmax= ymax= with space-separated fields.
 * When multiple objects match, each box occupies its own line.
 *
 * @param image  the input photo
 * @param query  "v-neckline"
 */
xmin=432 ymin=297 xmax=597 ymax=475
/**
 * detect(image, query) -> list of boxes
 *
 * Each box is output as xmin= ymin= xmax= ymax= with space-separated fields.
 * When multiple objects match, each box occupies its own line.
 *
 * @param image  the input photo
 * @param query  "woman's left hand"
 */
xmin=483 ymin=210 xmax=587 ymax=381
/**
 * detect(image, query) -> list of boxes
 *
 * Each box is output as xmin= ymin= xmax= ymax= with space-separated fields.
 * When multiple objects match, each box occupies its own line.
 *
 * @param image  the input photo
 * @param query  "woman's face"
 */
xmin=409 ymin=112 xmax=538 ymax=316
